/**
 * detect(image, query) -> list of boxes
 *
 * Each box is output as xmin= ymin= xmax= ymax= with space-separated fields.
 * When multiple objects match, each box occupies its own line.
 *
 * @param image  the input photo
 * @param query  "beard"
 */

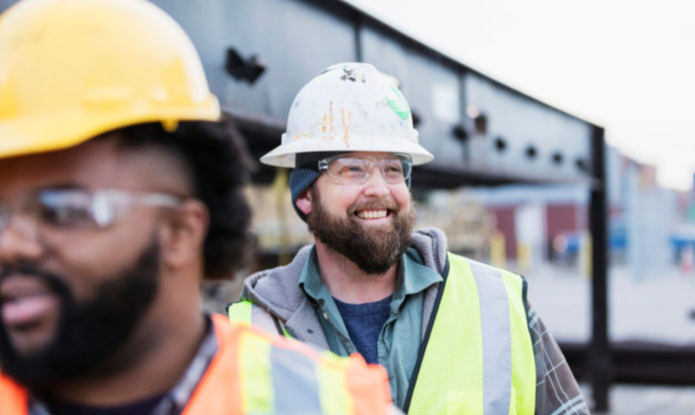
xmin=0 ymin=240 xmax=160 ymax=392
xmin=306 ymin=187 xmax=415 ymax=275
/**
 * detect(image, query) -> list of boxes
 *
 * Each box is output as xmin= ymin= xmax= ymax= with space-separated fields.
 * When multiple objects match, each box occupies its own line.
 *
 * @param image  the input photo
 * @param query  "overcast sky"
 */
xmin=346 ymin=0 xmax=695 ymax=190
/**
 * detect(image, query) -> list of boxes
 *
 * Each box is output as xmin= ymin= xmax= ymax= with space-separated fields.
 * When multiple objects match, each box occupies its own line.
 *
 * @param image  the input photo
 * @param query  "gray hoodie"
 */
xmin=240 ymin=228 xmax=448 ymax=348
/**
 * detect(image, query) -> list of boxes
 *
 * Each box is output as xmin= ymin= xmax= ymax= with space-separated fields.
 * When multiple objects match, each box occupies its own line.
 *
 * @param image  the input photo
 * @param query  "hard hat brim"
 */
xmin=260 ymin=133 xmax=434 ymax=168
xmin=0 ymin=97 xmax=220 ymax=160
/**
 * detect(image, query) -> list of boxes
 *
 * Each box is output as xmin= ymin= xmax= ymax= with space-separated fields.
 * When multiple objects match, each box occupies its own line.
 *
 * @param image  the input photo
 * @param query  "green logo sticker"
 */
xmin=386 ymin=85 xmax=411 ymax=120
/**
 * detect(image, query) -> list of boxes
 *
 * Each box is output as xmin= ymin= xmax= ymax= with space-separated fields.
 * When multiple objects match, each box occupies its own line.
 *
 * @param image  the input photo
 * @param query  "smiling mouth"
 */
xmin=355 ymin=209 xmax=390 ymax=220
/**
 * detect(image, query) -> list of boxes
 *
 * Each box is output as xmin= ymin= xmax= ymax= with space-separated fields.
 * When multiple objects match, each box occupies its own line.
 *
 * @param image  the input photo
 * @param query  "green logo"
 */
xmin=386 ymin=85 xmax=411 ymax=120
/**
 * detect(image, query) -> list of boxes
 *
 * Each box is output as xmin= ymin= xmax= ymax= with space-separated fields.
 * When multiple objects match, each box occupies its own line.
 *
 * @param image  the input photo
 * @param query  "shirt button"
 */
xmin=323 ymin=312 xmax=329 ymax=321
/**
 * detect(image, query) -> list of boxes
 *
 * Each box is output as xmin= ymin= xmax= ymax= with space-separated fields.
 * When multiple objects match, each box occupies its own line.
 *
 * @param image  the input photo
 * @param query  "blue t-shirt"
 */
xmin=333 ymin=295 xmax=392 ymax=364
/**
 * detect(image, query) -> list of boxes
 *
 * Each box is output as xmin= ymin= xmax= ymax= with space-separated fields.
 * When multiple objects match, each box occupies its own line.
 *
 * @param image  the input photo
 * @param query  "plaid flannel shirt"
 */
xmin=529 ymin=305 xmax=591 ymax=415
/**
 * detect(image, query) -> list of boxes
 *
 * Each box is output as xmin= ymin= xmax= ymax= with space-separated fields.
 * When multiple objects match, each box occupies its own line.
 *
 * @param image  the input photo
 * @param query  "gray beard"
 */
xmin=307 ymin=188 xmax=415 ymax=275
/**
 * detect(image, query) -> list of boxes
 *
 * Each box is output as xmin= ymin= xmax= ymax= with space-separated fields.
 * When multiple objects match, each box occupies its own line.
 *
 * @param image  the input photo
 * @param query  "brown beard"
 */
xmin=306 ymin=186 xmax=415 ymax=275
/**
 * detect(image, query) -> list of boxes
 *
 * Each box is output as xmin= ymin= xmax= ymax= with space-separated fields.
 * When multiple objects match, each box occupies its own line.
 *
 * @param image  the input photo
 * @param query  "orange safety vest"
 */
xmin=0 ymin=315 xmax=391 ymax=415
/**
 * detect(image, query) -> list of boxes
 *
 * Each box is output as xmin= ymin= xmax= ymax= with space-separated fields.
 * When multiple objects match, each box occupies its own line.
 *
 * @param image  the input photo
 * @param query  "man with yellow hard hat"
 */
xmin=0 ymin=1 xmax=394 ymax=414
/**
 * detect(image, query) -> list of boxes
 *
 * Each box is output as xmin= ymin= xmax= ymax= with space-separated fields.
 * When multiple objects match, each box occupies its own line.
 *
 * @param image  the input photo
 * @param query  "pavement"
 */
xmin=525 ymin=263 xmax=695 ymax=345
xmin=528 ymin=263 xmax=695 ymax=414
xmin=582 ymin=384 xmax=695 ymax=415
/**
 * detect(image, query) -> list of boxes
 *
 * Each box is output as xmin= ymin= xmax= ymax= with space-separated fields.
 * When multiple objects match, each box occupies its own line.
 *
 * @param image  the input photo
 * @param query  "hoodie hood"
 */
xmin=240 ymin=228 xmax=449 ymax=324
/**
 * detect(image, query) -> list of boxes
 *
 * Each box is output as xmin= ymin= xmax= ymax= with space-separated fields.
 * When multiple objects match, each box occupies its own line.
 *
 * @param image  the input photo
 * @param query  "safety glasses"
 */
xmin=0 ymin=188 xmax=182 ymax=232
xmin=317 ymin=153 xmax=413 ymax=185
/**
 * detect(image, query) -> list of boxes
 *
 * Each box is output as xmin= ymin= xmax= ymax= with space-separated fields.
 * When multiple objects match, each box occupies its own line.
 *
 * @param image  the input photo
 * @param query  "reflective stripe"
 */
xmin=239 ymin=331 xmax=274 ymax=414
xmin=469 ymin=260 xmax=512 ymax=414
xmin=317 ymin=352 xmax=353 ymax=415
xmin=500 ymin=269 xmax=536 ymax=414
xmin=270 ymin=346 xmax=323 ymax=414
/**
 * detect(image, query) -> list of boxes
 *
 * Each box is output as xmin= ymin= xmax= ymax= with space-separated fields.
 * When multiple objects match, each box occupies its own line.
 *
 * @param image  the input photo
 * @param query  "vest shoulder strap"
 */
xmin=227 ymin=300 xmax=289 ymax=337
xmin=181 ymin=315 xmax=242 ymax=415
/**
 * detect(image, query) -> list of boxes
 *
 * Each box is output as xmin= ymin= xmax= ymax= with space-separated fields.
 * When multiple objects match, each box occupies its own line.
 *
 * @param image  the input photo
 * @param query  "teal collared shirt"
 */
xmin=299 ymin=246 xmax=442 ymax=408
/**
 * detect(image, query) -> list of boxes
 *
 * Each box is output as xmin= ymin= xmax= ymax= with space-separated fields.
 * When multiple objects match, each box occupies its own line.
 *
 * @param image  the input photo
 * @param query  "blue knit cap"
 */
xmin=290 ymin=152 xmax=344 ymax=222
xmin=289 ymin=152 xmax=413 ymax=222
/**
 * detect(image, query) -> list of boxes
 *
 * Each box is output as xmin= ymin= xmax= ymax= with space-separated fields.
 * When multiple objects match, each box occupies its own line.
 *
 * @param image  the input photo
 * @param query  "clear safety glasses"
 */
xmin=0 ymin=188 xmax=182 ymax=232
xmin=317 ymin=153 xmax=413 ymax=185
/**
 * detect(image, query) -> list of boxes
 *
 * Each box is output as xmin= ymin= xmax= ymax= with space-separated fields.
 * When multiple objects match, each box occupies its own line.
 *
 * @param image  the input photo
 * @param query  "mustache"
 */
xmin=0 ymin=264 xmax=68 ymax=295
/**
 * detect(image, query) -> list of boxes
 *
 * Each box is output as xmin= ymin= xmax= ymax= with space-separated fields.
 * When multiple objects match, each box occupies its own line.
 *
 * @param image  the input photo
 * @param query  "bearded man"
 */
xmin=229 ymin=63 xmax=589 ymax=415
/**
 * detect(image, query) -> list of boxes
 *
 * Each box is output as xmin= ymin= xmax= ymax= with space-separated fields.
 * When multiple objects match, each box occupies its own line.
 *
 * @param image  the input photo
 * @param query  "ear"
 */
xmin=295 ymin=188 xmax=313 ymax=215
xmin=158 ymin=199 xmax=209 ymax=272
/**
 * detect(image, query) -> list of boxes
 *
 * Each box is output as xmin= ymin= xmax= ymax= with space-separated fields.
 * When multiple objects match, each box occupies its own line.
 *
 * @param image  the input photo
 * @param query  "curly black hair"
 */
xmin=108 ymin=115 xmax=253 ymax=280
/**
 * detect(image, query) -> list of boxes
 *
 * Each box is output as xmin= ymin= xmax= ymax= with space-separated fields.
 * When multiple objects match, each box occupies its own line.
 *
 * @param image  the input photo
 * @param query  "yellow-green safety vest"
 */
xmin=229 ymin=253 xmax=536 ymax=415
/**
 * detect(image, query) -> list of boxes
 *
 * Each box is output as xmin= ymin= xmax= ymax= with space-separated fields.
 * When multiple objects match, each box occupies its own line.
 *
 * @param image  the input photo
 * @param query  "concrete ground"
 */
xmin=531 ymin=263 xmax=695 ymax=414
xmin=582 ymin=384 xmax=695 ymax=415
xmin=526 ymin=264 xmax=695 ymax=345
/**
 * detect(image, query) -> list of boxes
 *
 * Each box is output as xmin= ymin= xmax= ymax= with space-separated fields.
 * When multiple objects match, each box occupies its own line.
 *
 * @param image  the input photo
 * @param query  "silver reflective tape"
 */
xmin=270 ymin=346 xmax=324 ymax=414
xmin=469 ymin=260 xmax=512 ymax=415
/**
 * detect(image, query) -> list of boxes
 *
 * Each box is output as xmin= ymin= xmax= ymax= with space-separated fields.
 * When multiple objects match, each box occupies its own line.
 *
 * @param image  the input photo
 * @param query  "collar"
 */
xmin=299 ymin=247 xmax=333 ymax=307
xmin=391 ymin=248 xmax=442 ymax=312
xmin=299 ymin=246 xmax=442 ymax=307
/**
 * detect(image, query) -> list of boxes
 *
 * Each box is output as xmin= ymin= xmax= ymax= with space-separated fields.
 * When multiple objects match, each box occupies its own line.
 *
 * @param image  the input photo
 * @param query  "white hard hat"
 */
xmin=261 ymin=62 xmax=434 ymax=168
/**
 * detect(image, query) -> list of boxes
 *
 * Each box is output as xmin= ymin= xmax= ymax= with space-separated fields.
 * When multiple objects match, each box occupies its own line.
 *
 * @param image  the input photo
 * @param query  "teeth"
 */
xmin=357 ymin=210 xmax=387 ymax=219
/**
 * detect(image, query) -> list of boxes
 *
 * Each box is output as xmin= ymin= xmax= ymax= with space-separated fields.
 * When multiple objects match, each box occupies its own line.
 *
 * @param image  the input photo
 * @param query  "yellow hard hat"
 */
xmin=0 ymin=0 xmax=220 ymax=159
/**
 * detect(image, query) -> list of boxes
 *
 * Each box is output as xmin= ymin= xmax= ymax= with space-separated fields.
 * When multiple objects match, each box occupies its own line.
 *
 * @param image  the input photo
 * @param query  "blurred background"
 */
xmin=1 ymin=0 xmax=691 ymax=412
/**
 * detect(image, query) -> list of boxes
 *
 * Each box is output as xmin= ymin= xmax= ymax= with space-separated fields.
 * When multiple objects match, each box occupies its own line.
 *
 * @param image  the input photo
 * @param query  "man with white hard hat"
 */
xmin=229 ymin=62 xmax=589 ymax=415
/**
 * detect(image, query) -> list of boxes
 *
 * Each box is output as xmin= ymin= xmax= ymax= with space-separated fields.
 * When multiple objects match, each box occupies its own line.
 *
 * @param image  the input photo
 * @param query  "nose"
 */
xmin=0 ymin=216 xmax=46 ymax=265
xmin=362 ymin=167 xmax=391 ymax=198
